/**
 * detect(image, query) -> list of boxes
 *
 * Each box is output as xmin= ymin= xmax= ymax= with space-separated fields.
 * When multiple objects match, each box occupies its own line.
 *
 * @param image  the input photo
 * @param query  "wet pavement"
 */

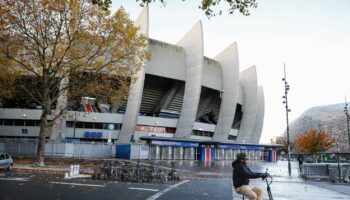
xmin=5 ymin=158 xmax=350 ymax=199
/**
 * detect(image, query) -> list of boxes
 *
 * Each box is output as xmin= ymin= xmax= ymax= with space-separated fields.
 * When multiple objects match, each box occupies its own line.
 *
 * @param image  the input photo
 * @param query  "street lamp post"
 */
xmin=282 ymin=63 xmax=292 ymax=177
xmin=337 ymin=147 xmax=341 ymax=182
xmin=343 ymin=98 xmax=350 ymax=150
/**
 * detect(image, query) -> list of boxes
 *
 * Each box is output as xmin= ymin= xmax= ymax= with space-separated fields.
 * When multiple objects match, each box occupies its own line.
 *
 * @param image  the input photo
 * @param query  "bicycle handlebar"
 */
xmin=262 ymin=175 xmax=273 ymax=185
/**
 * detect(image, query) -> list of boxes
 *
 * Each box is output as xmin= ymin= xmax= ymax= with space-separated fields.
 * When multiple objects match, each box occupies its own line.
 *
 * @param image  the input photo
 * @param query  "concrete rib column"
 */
xmin=236 ymin=66 xmax=258 ymax=143
xmin=174 ymin=21 xmax=204 ymax=138
xmin=117 ymin=5 xmax=149 ymax=144
xmin=251 ymin=86 xmax=265 ymax=143
xmin=213 ymin=43 xmax=240 ymax=141
xmin=153 ymin=82 xmax=181 ymax=113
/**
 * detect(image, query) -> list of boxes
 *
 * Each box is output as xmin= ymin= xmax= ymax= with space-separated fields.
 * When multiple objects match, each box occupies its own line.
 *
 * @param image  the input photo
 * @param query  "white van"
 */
xmin=0 ymin=153 xmax=13 ymax=170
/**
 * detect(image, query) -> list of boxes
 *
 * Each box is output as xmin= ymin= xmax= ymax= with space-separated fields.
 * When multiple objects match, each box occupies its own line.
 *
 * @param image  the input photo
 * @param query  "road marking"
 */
xmin=231 ymin=180 xmax=234 ymax=200
xmin=129 ymin=187 xmax=159 ymax=192
xmin=145 ymin=180 xmax=190 ymax=200
xmin=0 ymin=177 xmax=29 ymax=182
xmin=50 ymin=182 xmax=105 ymax=187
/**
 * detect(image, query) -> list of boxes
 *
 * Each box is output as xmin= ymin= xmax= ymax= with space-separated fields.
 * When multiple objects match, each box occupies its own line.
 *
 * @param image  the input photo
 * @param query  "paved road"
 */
xmin=2 ymin=160 xmax=350 ymax=200
xmin=1 ymin=170 xmax=350 ymax=200
xmin=0 ymin=172 xmax=233 ymax=200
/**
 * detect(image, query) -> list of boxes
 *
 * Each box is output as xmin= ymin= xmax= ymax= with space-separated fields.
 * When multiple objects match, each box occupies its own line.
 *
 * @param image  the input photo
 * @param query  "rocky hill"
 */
xmin=285 ymin=103 xmax=350 ymax=152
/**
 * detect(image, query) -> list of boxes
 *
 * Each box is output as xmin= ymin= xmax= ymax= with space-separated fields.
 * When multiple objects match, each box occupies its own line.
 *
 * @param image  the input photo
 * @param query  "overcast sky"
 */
xmin=111 ymin=0 xmax=350 ymax=144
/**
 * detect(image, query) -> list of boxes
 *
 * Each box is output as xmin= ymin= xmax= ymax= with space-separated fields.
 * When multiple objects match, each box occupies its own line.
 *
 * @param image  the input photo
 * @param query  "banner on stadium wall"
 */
xmin=200 ymin=147 xmax=215 ymax=161
xmin=136 ymin=126 xmax=167 ymax=133
xmin=268 ymin=150 xmax=277 ymax=162
xmin=151 ymin=140 xmax=198 ymax=147
xmin=218 ymin=144 xmax=264 ymax=150
xmin=135 ymin=126 xmax=176 ymax=134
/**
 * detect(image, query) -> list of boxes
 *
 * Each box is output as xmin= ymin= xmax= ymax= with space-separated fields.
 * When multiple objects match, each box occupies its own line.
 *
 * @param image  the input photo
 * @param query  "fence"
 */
xmin=301 ymin=163 xmax=350 ymax=182
xmin=0 ymin=138 xmax=113 ymax=158
xmin=0 ymin=138 xmax=37 ymax=156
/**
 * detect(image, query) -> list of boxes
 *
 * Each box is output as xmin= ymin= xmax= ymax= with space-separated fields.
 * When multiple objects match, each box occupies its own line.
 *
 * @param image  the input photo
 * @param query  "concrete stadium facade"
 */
xmin=0 ymin=6 xmax=268 ymax=160
xmin=117 ymin=5 xmax=265 ymax=144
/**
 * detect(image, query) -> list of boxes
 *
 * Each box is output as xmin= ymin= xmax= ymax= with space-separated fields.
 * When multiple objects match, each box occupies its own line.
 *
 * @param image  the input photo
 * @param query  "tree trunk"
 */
xmin=37 ymin=109 xmax=49 ymax=167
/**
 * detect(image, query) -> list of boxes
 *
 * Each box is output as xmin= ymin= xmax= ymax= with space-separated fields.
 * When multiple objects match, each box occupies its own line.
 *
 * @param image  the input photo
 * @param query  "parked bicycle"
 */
xmin=92 ymin=161 xmax=173 ymax=183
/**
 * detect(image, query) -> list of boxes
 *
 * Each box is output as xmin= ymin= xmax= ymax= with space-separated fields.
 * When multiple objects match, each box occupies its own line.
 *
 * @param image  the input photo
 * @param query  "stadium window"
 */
xmin=228 ymin=135 xmax=237 ymax=140
xmin=66 ymin=121 xmax=74 ymax=128
xmin=14 ymin=120 xmax=25 ymax=126
xmin=0 ymin=119 xmax=3 ymax=125
xmin=113 ymin=124 xmax=121 ymax=130
xmin=76 ymin=122 xmax=84 ymax=128
xmin=4 ymin=119 xmax=13 ymax=126
xmin=103 ymin=123 xmax=109 ymax=129
xmin=25 ymin=120 xmax=36 ymax=126
xmin=191 ymin=131 xmax=198 ymax=136
xmin=84 ymin=122 xmax=93 ymax=129
xmin=93 ymin=123 xmax=103 ymax=129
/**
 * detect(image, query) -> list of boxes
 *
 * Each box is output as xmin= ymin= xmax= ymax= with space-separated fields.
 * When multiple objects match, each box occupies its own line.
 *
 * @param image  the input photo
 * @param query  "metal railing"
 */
xmin=0 ymin=138 xmax=113 ymax=158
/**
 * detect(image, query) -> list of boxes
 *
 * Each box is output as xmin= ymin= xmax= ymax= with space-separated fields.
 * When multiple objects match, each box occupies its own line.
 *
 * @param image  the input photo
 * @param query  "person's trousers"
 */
xmin=235 ymin=185 xmax=263 ymax=200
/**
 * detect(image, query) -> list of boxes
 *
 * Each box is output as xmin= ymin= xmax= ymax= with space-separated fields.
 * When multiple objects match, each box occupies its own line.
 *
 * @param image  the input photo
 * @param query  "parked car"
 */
xmin=0 ymin=153 xmax=13 ymax=170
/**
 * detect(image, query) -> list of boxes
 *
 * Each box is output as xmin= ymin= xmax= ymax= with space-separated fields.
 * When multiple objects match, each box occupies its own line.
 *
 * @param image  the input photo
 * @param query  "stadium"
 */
xmin=0 ymin=6 xmax=279 ymax=161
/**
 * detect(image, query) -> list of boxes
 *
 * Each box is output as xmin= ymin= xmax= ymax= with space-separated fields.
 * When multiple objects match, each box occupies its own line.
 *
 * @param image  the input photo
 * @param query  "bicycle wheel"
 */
xmin=160 ymin=173 xmax=168 ymax=183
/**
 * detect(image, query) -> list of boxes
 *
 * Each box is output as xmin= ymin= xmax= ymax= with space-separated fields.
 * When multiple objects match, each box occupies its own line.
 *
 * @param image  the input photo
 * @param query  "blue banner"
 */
xmin=218 ymin=144 xmax=264 ymax=150
xmin=151 ymin=140 xmax=198 ymax=147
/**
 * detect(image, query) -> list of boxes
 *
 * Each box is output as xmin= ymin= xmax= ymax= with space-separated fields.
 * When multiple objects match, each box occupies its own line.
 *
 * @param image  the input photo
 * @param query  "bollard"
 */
xmin=70 ymin=165 xmax=74 ymax=177
xmin=74 ymin=165 xmax=78 ymax=176
xmin=77 ymin=165 xmax=80 ymax=175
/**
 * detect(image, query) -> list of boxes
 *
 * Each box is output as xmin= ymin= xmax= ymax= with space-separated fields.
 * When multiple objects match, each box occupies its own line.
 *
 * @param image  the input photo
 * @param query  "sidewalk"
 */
xmin=10 ymin=157 xmax=350 ymax=199
xmin=240 ymin=176 xmax=350 ymax=200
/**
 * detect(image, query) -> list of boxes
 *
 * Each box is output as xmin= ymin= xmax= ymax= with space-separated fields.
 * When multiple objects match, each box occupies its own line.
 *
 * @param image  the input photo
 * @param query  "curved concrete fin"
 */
xmin=251 ymin=86 xmax=265 ymax=143
xmin=236 ymin=65 xmax=258 ymax=143
xmin=174 ymin=21 xmax=204 ymax=138
xmin=135 ymin=4 xmax=149 ymax=37
xmin=212 ymin=42 xmax=240 ymax=141
xmin=117 ymin=5 xmax=149 ymax=144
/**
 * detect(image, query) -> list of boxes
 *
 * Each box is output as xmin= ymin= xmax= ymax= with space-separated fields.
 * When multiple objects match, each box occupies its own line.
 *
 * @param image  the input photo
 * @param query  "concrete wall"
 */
xmin=146 ymin=39 xmax=186 ymax=81
xmin=213 ymin=43 xmax=240 ymax=141
xmin=137 ymin=116 xmax=178 ymax=127
xmin=0 ymin=108 xmax=43 ymax=120
xmin=236 ymin=66 xmax=258 ymax=143
xmin=175 ymin=21 xmax=204 ymax=138
xmin=202 ymin=57 xmax=222 ymax=90
xmin=117 ymin=5 xmax=149 ymax=144
xmin=251 ymin=86 xmax=265 ymax=143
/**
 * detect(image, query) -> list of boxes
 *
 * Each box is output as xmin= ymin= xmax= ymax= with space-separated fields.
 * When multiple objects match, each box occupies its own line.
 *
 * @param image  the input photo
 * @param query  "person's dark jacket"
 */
xmin=232 ymin=159 xmax=266 ymax=188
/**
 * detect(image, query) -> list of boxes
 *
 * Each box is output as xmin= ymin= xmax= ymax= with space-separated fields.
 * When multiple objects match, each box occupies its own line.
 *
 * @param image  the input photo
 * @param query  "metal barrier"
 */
xmin=301 ymin=163 xmax=330 ymax=176
xmin=0 ymin=138 xmax=37 ymax=156
xmin=301 ymin=163 xmax=350 ymax=182
xmin=0 ymin=138 xmax=113 ymax=158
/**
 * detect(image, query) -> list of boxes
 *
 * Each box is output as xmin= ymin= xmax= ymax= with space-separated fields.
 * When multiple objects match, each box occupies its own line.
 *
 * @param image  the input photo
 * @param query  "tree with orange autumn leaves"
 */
xmin=293 ymin=128 xmax=335 ymax=155
xmin=0 ymin=0 xmax=148 ymax=166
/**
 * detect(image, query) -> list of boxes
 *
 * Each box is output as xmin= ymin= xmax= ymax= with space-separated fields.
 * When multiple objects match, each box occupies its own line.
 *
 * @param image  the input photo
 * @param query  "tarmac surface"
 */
xmin=2 ymin=157 xmax=350 ymax=200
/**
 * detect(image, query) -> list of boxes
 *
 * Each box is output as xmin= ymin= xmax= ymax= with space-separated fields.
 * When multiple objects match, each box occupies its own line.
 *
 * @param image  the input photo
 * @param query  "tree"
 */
xmin=136 ymin=0 xmax=257 ymax=18
xmin=275 ymin=136 xmax=294 ymax=154
xmin=91 ymin=0 xmax=258 ymax=18
xmin=92 ymin=0 xmax=112 ymax=12
xmin=294 ymin=128 xmax=335 ymax=155
xmin=0 ymin=0 xmax=148 ymax=166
